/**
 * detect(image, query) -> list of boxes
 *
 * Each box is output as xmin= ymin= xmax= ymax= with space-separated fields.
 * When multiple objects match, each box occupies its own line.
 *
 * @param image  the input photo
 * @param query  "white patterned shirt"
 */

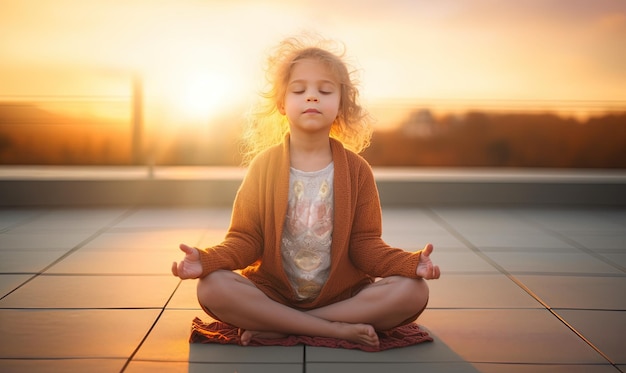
xmin=281 ymin=162 xmax=334 ymax=300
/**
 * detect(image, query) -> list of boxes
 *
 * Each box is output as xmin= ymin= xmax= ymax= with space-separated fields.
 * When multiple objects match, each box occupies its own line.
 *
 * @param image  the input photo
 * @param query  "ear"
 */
xmin=278 ymin=101 xmax=286 ymax=115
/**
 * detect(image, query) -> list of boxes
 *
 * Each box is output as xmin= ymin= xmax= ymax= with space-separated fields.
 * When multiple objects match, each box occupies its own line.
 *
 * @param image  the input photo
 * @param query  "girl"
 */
xmin=172 ymin=35 xmax=440 ymax=348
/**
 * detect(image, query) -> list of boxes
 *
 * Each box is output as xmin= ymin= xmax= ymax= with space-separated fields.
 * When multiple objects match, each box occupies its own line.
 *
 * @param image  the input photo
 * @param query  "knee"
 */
xmin=395 ymin=276 xmax=430 ymax=312
xmin=413 ymin=278 xmax=429 ymax=309
xmin=196 ymin=270 xmax=235 ymax=307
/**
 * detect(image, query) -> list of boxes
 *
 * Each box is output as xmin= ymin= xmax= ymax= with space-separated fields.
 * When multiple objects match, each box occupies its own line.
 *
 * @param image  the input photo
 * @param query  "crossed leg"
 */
xmin=196 ymin=270 xmax=429 ymax=347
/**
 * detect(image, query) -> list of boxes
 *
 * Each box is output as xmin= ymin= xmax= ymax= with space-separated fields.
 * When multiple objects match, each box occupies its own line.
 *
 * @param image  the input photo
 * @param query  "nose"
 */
xmin=306 ymin=95 xmax=318 ymax=102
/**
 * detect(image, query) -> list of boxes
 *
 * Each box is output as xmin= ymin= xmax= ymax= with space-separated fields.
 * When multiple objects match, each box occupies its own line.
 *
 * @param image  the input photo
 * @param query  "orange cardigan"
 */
xmin=198 ymin=136 xmax=422 ymax=309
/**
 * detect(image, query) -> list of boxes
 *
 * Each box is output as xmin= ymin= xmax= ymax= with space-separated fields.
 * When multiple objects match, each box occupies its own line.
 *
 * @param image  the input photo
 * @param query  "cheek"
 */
xmin=328 ymin=96 xmax=341 ymax=113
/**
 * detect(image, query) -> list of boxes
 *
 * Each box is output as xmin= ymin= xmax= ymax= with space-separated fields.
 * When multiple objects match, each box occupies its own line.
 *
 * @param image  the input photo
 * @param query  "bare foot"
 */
xmin=239 ymin=323 xmax=379 ymax=347
xmin=239 ymin=330 xmax=287 ymax=346
xmin=334 ymin=322 xmax=379 ymax=347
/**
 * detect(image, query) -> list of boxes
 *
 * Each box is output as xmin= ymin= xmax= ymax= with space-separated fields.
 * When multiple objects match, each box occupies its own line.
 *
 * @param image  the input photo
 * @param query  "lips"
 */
xmin=303 ymin=108 xmax=321 ymax=114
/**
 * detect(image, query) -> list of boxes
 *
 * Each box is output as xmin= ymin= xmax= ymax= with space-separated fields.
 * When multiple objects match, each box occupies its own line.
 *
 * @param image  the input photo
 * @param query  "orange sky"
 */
xmin=1 ymin=0 xmax=625 ymax=125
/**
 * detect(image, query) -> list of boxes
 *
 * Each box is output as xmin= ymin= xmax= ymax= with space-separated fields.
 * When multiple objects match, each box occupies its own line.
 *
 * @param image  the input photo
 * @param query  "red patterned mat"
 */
xmin=189 ymin=317 xmax=433 ymax=352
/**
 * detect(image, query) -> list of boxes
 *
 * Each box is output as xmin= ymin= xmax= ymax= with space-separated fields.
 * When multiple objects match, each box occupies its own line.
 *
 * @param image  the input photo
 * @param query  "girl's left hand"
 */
xmin=416 ymin=243 xmax=441 ymax=280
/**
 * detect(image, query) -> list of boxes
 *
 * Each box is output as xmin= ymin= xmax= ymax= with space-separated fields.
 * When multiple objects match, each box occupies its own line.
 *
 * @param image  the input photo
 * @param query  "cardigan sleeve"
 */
xmin=348 ymin=161 xmax=422 ymax=278
xmin=197 ymin=160 xmax=265 ymax=278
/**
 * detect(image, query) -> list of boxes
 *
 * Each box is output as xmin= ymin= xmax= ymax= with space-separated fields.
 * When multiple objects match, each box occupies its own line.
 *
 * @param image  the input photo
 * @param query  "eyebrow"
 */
xmin=288 ymin=79 xmax=337 ymax=86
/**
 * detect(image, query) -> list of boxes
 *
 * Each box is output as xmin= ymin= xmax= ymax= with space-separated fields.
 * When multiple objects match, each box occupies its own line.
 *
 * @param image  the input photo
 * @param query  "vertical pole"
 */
xmin=131 ymin=72 xmax=143 ymax=165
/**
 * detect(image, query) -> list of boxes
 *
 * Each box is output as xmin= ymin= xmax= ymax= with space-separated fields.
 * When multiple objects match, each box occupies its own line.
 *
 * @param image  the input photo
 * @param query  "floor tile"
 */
xmin=515 ymin=275 xmax=626 ymax=309
xmin=47 ymin=249 xmax=177 ymax=275
xmin=556 ymin=310 xmax=626 ymax=364
xmin=0 ymin=250 xmax=68 ymax=273
xmin=595 ymin=210 xmax=626 ymax=228
xmin=307 ymin=362 xmax=481 ymax=373
xmin=381 ymin=208 xmax=444 ymax=231
xmin=0 ymin=231 xmax=95 ymax=251
xmin=383 ymin=230 xmax=467 ymax=250
xmin=114 ymin=208 xmax=231 ymax=229
xmin=462 ymin=232 xmax=576 ymax=249
xmin=428 ymin=251 xmax=499 ymax=273
xmin=307 ymin=362 xmax=621 ymax=373
xmin=481 ymin=251 xmax=623 ymax=275
xmin=306 ymin=340 xmax=456 ymax=363
xmin=195 ymin=229 xmax=229 ymax=248
xmin=431 ymin=208 xmax=539 ymax=234
xmin=519 ymin=209 xmax=625 ymax=233
xmin=597 ymin=252 xmax=626 ymax=269
xmin=123 ymin=361 xmax=188 ymax=373
xmin=81 ymin=229 xmax=207 ymax=251
xmin=7 ymin=208 xmax=128 ymax=232
xmin=427 ymin=274 xmax=541 ymax=309
xmin=0 ymin=209 xmax=43 ymax=231
xmin=567 ymin=232 xmax=626 ymax=251
xmin=188 ymin=343 xmax=304 ymax=364
xmin=125 ymin=361 xmax=303 ymax=373
xmin=469 ymin=363 xmax=620 ymax=373
xmin=417 ymin=309 xmax=607 ymax=364
xmin=167 ymin=279 xmax=202 ymax=310
xmin=0 ymin=359 xmax=127 ymax=373
xmin=0 ymin=309 xmax=159 ymax=358
xmin=0 ymin=275 xmax=179 ymax=308
xmin=132 ymin=309 xmax=208 ymax=362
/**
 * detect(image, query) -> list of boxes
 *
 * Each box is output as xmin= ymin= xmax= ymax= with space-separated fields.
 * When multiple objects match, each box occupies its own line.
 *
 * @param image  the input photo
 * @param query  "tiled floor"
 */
xmin=0 ymin=206 xmax=624 ymax=372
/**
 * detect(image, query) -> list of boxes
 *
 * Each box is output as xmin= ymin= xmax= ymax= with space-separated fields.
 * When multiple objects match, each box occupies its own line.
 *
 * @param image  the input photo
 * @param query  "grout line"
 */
xmin=0 ymin=307 xmax=166 ymax=312
xmin=119 ymin=279 xmax=183 ymax=372
xmin=492 ymin=271 xmax=625 ymax=278
xmin=424 ymin=207 xmax=619 ymax=368
xmin=28 ymin=273 xmax=174 ymax=277
xmin=303 ymin=344 xmax=307 ymax=373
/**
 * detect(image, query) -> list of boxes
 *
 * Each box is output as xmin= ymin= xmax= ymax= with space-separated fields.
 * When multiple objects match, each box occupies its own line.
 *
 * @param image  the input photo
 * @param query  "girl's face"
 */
xmin=279 ymin=58 xmax=340 ymax=137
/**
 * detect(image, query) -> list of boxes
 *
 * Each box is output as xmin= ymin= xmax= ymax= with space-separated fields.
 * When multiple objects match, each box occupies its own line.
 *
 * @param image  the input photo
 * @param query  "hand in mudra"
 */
xmin=416 ymin=243 xmax=441 ymax=280
xmin=171 ymin=244 xmax=202 ymax=279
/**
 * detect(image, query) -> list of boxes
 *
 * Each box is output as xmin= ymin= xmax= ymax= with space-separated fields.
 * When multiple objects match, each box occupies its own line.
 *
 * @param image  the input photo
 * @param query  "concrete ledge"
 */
xmin=1 ymin=166 xmax=625 ymax=207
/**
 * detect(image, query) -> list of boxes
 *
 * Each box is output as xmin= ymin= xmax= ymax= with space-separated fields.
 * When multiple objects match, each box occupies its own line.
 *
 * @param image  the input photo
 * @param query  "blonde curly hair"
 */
xmin=240 ymin=35 xmax=373 ymax=165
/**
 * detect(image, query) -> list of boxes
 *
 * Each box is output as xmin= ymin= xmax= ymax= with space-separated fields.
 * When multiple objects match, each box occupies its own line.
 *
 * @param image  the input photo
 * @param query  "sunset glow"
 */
xmin=160 ymin=70 xmax=240 ymax=125
xmin=1 ymin=0 xmax=625 ymax=131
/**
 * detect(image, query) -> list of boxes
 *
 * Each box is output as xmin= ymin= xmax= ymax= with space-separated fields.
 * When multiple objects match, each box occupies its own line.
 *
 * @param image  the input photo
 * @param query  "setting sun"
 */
xmin=143 ymin=66 xmax=250 ymax=132
xmin=174 ymin=71 xmax=231 ymax=122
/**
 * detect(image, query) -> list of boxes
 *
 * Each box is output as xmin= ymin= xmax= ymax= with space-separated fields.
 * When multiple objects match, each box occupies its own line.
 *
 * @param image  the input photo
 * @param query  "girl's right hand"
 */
xmin=171 ymin=243 xmax=203 ymax=279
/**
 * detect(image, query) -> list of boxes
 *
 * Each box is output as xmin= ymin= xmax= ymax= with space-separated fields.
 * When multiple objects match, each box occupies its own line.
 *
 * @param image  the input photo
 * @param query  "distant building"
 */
xmin=400 ymin=109 xmax=437 ymax=138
